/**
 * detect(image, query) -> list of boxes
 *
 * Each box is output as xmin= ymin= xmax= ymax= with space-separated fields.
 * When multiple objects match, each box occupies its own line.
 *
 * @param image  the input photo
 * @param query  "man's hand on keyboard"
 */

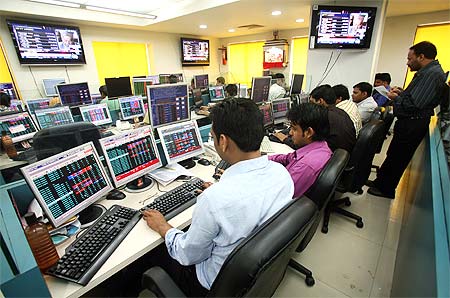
xmin=196 ymin=182 xmax=213 ymax=194
xmin=272 ymin=132 xmax=288 ymax=142
xmin=142 ymin=209 xmax=173 ymax=237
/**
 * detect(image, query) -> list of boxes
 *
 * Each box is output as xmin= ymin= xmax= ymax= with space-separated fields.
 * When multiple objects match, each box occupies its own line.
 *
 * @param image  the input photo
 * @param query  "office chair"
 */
xmin=288 ymin=149 xmax=349 ymax=286
xmin=322 ymin=120 xmax=385 ymax=233
xmin=372 ymin=106 xmax=395 ymax=173
xmin=141 ymin=197 xmax=318 ymax=298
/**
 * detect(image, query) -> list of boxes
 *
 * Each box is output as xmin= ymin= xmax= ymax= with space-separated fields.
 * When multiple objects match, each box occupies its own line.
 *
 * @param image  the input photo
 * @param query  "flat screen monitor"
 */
xmin=57 ymin=82 xmax=92 ymax=106
xmin=238 ymin=84 xmax=248 ymax=98
xmin=147 ymin=75 xmax=160 ymax=85
xmin=90 ymin=93 xmax=103 ymax=104
xmin=181 ymin=38 xmax=210 ymax=66
xmin=35 ymin=106 xmax=74 ymax=129
xmin=0 ymin=111 xmax=39 ymax=143
xmin=194 ymin=74 xmax=209 ymax=89
xmin=105 ymin=77 xmax=132 ymax=98
xmin=258 ymin=103 xmax=273 ymax=127
xmin=147 ymin=83 xmax=190 ymax=128
xmin=309 ymin=5 xmax=377 ymax=49
xmin=251 ymin=76 xmax=271 ymax=104
xmin=289 ymin=74 xmax=305 ymax=95
xmin=159 ymin=74 xmax=183 ymax=84
xmin=21 ymin=142 xmax=112 ymax=227
xmin=172 ymin=73 xmax=184 ymax=83
xmin=26 ymin=98 xmax=51 ymax=114
xmin=9 ymin=100 xmax=24 ymax=112
xmin=159 ymin=74 xmax=171 ymax=85
xmin=192 ymin=88 xmax=203 ymax=107
xmin=272 ymin=98 xmax=290 ymax=125
xmin=133 ymin=77 xmax=158 ymax=98
xmin=43 ymin=78 xmax=66 ymax=97
xmin=100 ymin=126 xmax=162 ymax=189
xmin=0 ymin=82 xmax=18 ymax=100
xmin=157 ymin=120 xmax=205 ymax=166
xmin=118 ymin=96 xmax=145 ymax=120
xmin=80 ymin=103 xmax=112 ymax=126
xmin=6 ymin=19 xmax=86 ymax=65
xmin=209 ymin=86 xmax=226 ymax=102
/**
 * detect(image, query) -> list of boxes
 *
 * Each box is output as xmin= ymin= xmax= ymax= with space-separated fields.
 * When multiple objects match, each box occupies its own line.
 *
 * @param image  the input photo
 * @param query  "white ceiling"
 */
xmin=1 ymin=0 xmax=449 ymax=38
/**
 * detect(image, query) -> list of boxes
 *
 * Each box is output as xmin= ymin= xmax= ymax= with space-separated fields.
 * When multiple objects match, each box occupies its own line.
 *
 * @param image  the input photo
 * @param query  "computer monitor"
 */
xmin=42 ymin=78 xmax=66 ymax=97
xmin=158 ymin=120 xmax=205 ymax=169
xmin=9 ymin=100 xmax=24 ymax=112
xmin=146 ymin=75 xmax=160 ymax=85
xmin=238 ymin=84 xmax=248 ymax=98
xmin=172 ymin=73 xmax=184 ymax=83
xmin=118 ymin=96 xmax=145 ymax=120
xmin=100 ymin=126 xmax=162 ymax=193
xmin=289 ymin=74 xmax=304 ymax=95
xmin=147 ymin=83 xmax=190 ymax=128
xmin=0 ymin=82 xmax=18 ymax=100
xmin=258 ymin=103 xmax=273 ymax=128
xmin=20 ymin=142 xmax=112 ymax=228
xmin=132 ymin=78 xmax=156 ymax=98
xmin=79 ymin=103 xmax=112 ymax=126
xmin=272 ymin=98 xmax=290 ymax=125
xmin=192 ymin=88 xmax=203 ymax=108
xmin=105 ymin=77 xmax=132 ymax=98
xmin=56 ymin=82 xmax=92 ymax=106
xmin=0 ymin=111 xmax=39 ymax=143
xmin=90 ymin=93 xmax=103 ymax=104
xmin=194 ymin=74 xmax=209 ymax=89
xmin=251 ymin=76 xmax=271 ymax=104
xmin=26 ymin=98 xmax=50 ymax=113
xmin=35 ymin=106 xmax=74 ymax=129
xmin=159 ymin=74 xmax=171 ymax=84
xmin=209 ymin=86 xmax=226 ymax=102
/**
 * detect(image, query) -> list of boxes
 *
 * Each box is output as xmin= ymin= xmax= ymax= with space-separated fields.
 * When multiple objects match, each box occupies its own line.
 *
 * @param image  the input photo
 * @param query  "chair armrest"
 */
xmin=142 ymin=266 xmax=187 ymax=298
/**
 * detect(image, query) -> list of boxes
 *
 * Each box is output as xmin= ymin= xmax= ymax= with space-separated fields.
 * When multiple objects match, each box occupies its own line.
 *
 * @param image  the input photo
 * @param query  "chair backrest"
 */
xmin=207 ymin=197 xmax=317 ymax=297
xmin=370 ymin=106 xmax=383 ymax=122
xmin=340 ymin=120 xmax=385 ymax=192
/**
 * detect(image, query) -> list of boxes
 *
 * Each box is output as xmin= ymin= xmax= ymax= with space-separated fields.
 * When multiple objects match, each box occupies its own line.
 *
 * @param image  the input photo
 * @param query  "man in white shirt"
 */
xmin=333 ymin=84 xmax=362 ymax=137
xmin=268 ymin=73 xmax=286 ymax=100
xmin=352 ymin=82 xmax=377 ymax=124
xmin=142 ymin=98 xmax=294 ymax=296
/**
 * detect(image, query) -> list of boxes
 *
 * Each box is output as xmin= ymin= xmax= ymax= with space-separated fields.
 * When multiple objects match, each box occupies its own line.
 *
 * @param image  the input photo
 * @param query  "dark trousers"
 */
xmin=374 ymin=117 xmax=430 ymax=195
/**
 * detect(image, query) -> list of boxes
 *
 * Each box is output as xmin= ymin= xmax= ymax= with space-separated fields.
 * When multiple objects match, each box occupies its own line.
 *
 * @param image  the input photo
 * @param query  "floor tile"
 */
xmin=370 ymin=247 xmax=396 ymax=298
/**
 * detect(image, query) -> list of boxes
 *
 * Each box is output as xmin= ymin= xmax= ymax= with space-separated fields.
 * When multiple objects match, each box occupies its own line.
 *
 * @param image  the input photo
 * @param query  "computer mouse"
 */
xmin=197 ymin=158 xmax=211 ymax=166
xmin=106 ymin=189 xmax=126 ymax=200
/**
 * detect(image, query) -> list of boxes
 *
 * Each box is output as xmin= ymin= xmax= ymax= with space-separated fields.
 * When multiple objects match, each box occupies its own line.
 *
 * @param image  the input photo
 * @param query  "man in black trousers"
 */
xmin=367 ymin=41 xmax=446 ymax=199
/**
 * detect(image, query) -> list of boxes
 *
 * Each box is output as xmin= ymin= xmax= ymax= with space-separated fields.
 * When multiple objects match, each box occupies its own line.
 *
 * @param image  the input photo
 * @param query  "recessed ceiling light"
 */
xmin=228 ymin=29 xmax=235 ymax=32
xmin=296 ymin=18 xmax=305 ymax=23
xmin=271 ymin=10 xmax=282 ymax=16
xmin=199 ymin=24 xmax=207 ymax=29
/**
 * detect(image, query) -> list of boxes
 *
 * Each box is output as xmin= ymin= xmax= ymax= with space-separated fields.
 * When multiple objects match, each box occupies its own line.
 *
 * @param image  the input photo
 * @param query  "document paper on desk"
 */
xmin=148 ymin=163 xmax=193 ymax=186
xmin=374 ymin=85 xmax=390 ymax=98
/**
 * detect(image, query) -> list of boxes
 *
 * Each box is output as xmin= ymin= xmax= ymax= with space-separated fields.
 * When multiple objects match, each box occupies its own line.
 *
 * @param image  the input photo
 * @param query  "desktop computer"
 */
xmin=258 ymin=102 xmax=274 ymax=129
xmin=57 ymin=82 xmax=92 ymax=106
xmin=118 ymin=96 xmax=145 ymax=120
xmin=147 ymin=83 xmax=190 ymax=128
xmin=272 ymin=97 xmax=290 ymax=125
xmin=105 ymin=77 xmax=133 ymax=98
xmin=251 ymin=76 xmax=271 ymax=104
xmin=42 ymin=78 xmax=66 ymax=97
xmin=26 ymin=98 xmax=51 ymax=114
xmin=0 ymin=111 xmax=39 ymax=144
xmin=79 ymin=103 xmax=112 ymax=126
xmin=209 ymin=86 xmax=226 ymax=102
xmin=34 ymin=106 xmax=74 ymax=129
xmin=194 ymin=74 xmax=209 ymax=89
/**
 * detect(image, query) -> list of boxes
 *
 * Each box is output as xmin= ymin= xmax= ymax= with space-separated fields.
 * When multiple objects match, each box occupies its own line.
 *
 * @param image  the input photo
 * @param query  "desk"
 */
xmin=0 ymin=153 xmax=28 ymax=185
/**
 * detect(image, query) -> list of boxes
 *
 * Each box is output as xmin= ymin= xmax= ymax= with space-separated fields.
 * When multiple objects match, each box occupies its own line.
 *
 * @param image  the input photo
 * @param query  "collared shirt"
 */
xmin=327 ymin=106 xmax=357 ymax=153
xmin=165 ymin=156 xmax=294 ymax=290
xmin=393 ymin=60 xmax=446 ymax=118
xmin=268 ymin=83 xmax=286 ymax=100
xmin=269 ymin=141 xmax=332 ymax=198
xmin=100 ymin=97 xmax=120 ymax=111
xmin=336 ymin=100 xmax=362 ymax=137
xmin=355 ymin=96 xmax=377 ymax=124
xmin=372 ymin=85 xmax=390 ymax=107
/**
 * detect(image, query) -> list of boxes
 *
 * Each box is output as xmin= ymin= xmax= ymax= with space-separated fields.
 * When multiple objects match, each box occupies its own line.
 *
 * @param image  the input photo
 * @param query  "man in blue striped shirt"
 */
xmin=368 ymin=41 xmax=446 ymax=199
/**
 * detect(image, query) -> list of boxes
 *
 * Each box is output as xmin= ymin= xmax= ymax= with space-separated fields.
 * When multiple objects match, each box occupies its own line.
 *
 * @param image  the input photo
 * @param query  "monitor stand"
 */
xmin=179 ymin=158 xmax=196 ymax=169
xmin=125 ymin=175 xmax=155 ymax=193
xmin=78 ymin=204 xmax=106 ymax=228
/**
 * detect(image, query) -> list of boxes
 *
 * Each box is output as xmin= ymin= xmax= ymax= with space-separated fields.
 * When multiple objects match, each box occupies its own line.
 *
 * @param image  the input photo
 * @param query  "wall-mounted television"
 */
xmin=309 ymin=5 xmax=377 ymax=49
xmin=6 ymin=19 xmax=86 ymax=65
xmin=181 ymin=38 xmax=210 ymax=66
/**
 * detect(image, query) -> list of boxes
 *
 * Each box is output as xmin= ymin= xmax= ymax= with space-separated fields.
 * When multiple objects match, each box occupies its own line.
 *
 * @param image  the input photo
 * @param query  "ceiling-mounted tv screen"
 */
xmin=6 ymin=19 xmax=86 ymax=65
xmin=181 ymin=37 xmax=210 ymax=66
xmin=309 ymin=5 xmax=377 ymax=49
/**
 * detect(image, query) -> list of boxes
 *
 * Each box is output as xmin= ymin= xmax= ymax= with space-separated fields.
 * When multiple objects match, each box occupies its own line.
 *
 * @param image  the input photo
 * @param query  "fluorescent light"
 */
xmin=271 ymin=10 xmax=282 ymax=16
xmin=228 ymin=29 xmax=235 ymax=32
xmin=85 ymin=5 xmax=157 ymax=19
xmin=199 ymin=24 xmax=207 ymax=29
xmin=28 ymin=0 xmax=81 ymax=8
xmin=296 ymin=18 xmax=305 ymax=23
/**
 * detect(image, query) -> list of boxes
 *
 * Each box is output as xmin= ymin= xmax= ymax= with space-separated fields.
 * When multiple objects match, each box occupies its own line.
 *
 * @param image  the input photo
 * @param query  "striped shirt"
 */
xmin=336 ymin=100 xmax=362 ymax=137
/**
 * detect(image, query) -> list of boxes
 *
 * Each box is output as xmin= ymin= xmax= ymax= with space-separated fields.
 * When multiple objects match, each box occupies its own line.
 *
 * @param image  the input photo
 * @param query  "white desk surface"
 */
xmin=0 ymin=153 xmax=28 ymax=170
xmin=45 ymin=141 xmax=294 ymax=298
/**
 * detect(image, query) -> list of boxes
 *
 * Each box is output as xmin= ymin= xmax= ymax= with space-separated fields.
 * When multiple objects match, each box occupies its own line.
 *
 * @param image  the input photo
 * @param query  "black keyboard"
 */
xmin=213 ymin=160 xmax=231 ymax=180
xmin=140 ymin=178 xmax=204 ymax=220
xmin=47 ymin=205 xmax=141 ymax=285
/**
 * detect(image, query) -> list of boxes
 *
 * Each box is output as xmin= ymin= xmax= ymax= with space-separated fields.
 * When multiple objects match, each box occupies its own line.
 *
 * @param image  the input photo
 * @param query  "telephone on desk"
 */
xmin=115 ymin=120 xmax=132 ymax=130
xmin=213 ymin=159 xmax=231 ymax=180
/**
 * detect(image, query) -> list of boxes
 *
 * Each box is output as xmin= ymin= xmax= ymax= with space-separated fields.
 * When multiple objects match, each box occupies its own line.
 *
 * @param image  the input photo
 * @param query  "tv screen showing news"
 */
xmin=309 ymin=5 xmax=377 ymax=49
xmin=6 ymin=19 xmax=86 ymax=65
xmin=181 ymin=38 xmax=210 ymax=66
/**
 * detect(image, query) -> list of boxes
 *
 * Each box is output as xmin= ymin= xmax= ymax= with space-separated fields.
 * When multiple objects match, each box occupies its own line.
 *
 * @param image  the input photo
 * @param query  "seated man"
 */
xmin=269 ymin=103 xmax=332 ymax=198
xmin=352 ymin=82 xmax=377 ymax=124
xmin=216 ymin=76 xmax=225 ymax=86
xmin=332 ymin=84 xmax=362 ymax=137
xmin=99 ymin=84 xmax=120 ymax=111
xmin=225 ymin=84 xmax=238 ymax=98
xmin=373 ymin=73 xmax=392 ymax=107
xmin=268 ymin=73 xmax=286 ymax=100
xmin=143 ymin=98 xmax=294 ymax=296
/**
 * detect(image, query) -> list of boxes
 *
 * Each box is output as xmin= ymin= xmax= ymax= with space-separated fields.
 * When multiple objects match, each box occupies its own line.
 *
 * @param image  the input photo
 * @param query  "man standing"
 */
xmin=368 ymin=41 xmax=446 ymax=199
xmin=352 ymin=82 xmax=378 ymax=124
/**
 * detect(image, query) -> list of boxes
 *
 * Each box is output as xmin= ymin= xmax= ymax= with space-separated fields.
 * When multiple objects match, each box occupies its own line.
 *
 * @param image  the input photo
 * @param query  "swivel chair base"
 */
xmin=322 ymin=197 xmax=364 ymax=233
xmin=288 ymin=259 xmax=315 ymax=286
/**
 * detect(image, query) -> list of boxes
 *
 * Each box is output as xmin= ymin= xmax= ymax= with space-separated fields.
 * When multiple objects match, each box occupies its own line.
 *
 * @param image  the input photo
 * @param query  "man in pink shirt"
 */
xmin=269 ymin=103 xmax=332 ymax=198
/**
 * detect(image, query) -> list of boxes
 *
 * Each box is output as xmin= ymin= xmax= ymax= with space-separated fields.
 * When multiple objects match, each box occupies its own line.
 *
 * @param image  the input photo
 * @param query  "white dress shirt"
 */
xmin=355 ymin=96 xmax=377 ymax=124
xmin=268 ymin=83 xmax=286 ymax=100
xmin=336 ymin=100 xmax=362 ymax=137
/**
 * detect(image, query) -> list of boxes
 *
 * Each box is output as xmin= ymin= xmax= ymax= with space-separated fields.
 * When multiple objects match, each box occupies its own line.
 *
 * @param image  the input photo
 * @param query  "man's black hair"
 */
xmin=332 ymin=84 xmax=350 ymax=101
xmin=310 ymin=85 xmax=336 ymax=105
xmin=225 ymin=84 xmax=238 ymax=97
xmin=210 ymin=98 xmax=264 ymax=152
xmin=410 ymin=41 xmax=437 ymax=59
xmin=99 ymin=85 xmax=108 ymax=97
xmin=287 ymin=103 xmax=329 ymax=141
xmin=374 ymin=73 xmax=392 ymax=84
xmin=274 ymin=73 xmax=285 ymax=79
xmin=353 ymin=82 xmax=373 ymax=97
xmin=0 ymin=92 xmax=11 ymax=107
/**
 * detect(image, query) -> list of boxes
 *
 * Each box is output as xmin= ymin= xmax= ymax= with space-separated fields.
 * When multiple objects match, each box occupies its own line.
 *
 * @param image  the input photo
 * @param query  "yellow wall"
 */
xmin=291 ymin=37 xmax=308 ymax=79
xmin=228 ymin=41 xmax=264 ymax=86
xmin=0 ymin=40 xmax=13 ymax=83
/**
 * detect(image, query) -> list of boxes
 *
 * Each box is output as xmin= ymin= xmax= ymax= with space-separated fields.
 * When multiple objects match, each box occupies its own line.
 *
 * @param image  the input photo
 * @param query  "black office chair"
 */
xmin=322 ymin=120 xmax=385 ymax=233
xmin=141 ymin=197 xmax=318 ymax=298
xmin=372 ymin=106 xmax=395 ymax=173
xmin=288 ymin=149 xmax=349 ymax=286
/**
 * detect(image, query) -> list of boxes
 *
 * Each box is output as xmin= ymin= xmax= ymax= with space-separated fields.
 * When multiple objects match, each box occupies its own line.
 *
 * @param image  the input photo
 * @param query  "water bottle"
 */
xmin=1 ymin=131 xmax=17 ymax=158
xmin=24 ymin=212 xmax=60 ymax=272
